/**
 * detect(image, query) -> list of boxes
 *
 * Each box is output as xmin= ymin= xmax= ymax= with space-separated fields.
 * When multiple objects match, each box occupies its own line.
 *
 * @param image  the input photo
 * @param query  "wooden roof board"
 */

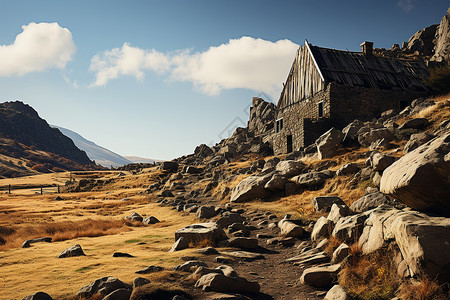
xmin=308 ymin=44 xmax=428 ymax=91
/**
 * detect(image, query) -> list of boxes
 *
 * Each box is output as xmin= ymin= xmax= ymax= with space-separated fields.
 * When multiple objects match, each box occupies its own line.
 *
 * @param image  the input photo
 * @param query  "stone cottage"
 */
xmin=272 ymin=41 xmax=429 ymax=154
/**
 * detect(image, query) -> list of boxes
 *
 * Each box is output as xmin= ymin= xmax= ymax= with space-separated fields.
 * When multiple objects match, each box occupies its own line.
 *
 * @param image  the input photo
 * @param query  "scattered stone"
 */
xmin=102 ymin=288 xmax=132 ymax=300
xmin=58 ymin=244 xmax=86 ymax=258
xmin=312 ymin=196 xmax=345 ymax=213
xmin=22 ymin=237 xmax=52 ymax=248
xmin=278 ymin=219 xmax=304 ymax=238
xmin=197 ymin=247 xmax=219 ymax=255
xmin=316 ymin=128 xmax=344 ymax=159
xmin=294 ymin=170 xmax=334 ymax=189
xmin=336 ymin=163 xmax=360 ymax=176
xmin=143 ymin=216 xmax=160 ymax=224
xmin=216 ymin=213 xmax=244 ymax=228
xmin=358 ymin=127 xmax=393 ymax=148
xmin=327 ymin=204 xmax=351 ymax=223
xmin=196 ymin=206 xmax=218 ymax=219
xmin=133 ymin=277 xmax=151 ymax=289
xmin=175 ymin=223 xmax=228 ymax=246
xmin=173 ymin=260 xmax=208 ymax=272
xmin=169 ymin=237 xmax=189 ymax=252
xmin=229 ymin=174 xmax=272 ymax=202
xmin=371 ymin=153 xmax=396 ymax=172
xmin=77 ymin=277 xmax=131 ymax=298
xmin=135 ymin=265 xmax=164 ymax=274
xmin=300 ymin=264 xmax=341 ymax=288
xmin=224 ymin=251 xmax=265 ymax=262
xmin=195 ymin=273 xmax=260 ymax=294
xmin=113 ymin=252 xmax=134 ymax=258
xmin=398 ymin=117 xmax=428 ymax=130
xmin=264 ymin=174 xmax=288 ymax=191
xmin=275 ymin=160 xmax=305 ymax=177
xmin=125 ymin=212 xmax=143 ymax=222
xmin=226 ymin=237 xmax=258 ymax=249
xmin=332 ymin=244 xmax=350 ymax=263
xmin=324 ymin=285 xmax=351 ymax=300
xmin=350 ymin=191 xmax=395 ymax=213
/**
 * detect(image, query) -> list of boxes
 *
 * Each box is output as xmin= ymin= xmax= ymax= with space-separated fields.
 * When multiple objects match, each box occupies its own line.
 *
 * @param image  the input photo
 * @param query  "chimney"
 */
xmin=360 ymin=41 xmax=374 ymax=56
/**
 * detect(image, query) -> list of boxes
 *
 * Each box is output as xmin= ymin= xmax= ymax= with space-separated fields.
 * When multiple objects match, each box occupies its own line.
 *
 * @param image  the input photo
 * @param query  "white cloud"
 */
xmin=171 ymin=37 xmax=299 ymax=98
xmin=89 ymin=42 xmax=170 ymax=87
xmin=88 ymin=37 xmax=299 ymax=98
xmin=398 ymin=0 xmax=415 ymax=13
xmin=0 ymin=22 xmax=76 ymax=76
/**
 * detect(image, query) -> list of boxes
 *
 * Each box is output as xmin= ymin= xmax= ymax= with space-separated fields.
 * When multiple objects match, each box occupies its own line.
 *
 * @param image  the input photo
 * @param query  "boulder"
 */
xmin=300 ymin=264 xmax=341 ymax=288
xmin=371 ymin=153 xmax=396 ymax=172
xmin=263 ymin=174 xmax=288 ymax=191
xmin=173 ymin=260 xmax=208 ymax=272
xmin=275 ymin=160 xmax=305 ymax=177
xmin=22 ymin=292 xmax=53 ymax=300
xmin=175 ymin=223 xmax=228 ymax=246
xmin=324 ymin=285 xmax=351 ymax=300
xmin=327 ymin=204 xmax=351 ymax=223
xmin=77 ymin=277 xmax=131 ymax=298
xmin=342 ymin=120 xmax=364 ymax=144
xmin=143 ymin=216 xmax=160 ymax=224
xmin=316 ymin=128 xmax=344 ymax=159
xmin=403 ymin=132 xmax=434 ymax=153
xmin=195 ymin=273 xmax=260 ymax=294
xmin=133 ymin=277 xmax=151 ymax=289
xmin=124 ymin=212 xmax=143 ymax=222
xmin=224 ymin=251 xmax=265 ymax=262
xmin=102 ymin=288 xmax=132 ymax=300
xmin=278 ymin=219 xmax=304 ymax=238
xmin=332 ymin=214 xmax=368 ymax=244
xmin=398 ymin=118 xmax=428 ymax=130
xmin=311 ymin=217 xmax=334 ymax=241
xmin=22 ymin=237 xmax=52 ymax=248
xmin=135 ymin=265 xmax=164 ymax=274
xmin=160 ymin=161 xmax=179 ymax=172
xmin=216 ymin=212 xmax=244 ymax=229
xmin=350 ymin=192 xmax=395 ymax=213
xmin=261 ymin=157 xmax=280 ymax=173
xmin=312 ymin=196 xmax=345 ymax=213
xmin=197 ymin=247 xmax=219 ymax=255
xmin=169 ymin=237 xmax=189 ymax=252
xmin=358 ymin=128 xmax=393 ymax=148
xmin=331 ymin=244 xmax=350 ymax=263
xmin=336 ymin=163 xmax=360 ymax=176
xmin=380 ymin=134 xmax=450 ymax=215
xmin=58 ymin=244 xmax=86 ymax=258
xmin=196 ymin=206 xmax=218 ymax=219
xmin=293 ymin=170 xmax=333 ymax=189
xmin=229 ymin=174 xmax=272 ymax=202
xmin=430 ymin=8 xmax=450 ymax=64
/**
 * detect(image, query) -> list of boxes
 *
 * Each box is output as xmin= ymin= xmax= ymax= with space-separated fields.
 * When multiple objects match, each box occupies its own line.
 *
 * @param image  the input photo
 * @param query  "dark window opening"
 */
xmin=286 ymin=135 xmax=293 ymax=153
xmin=276 ymin=118 xmax=284 ymax=133
xmin=318 ymin=102 xmax=324 ymax=118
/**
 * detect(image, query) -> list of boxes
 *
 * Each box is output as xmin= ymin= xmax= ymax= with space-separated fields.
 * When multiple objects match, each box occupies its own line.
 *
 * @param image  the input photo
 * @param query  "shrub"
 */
xmin=423 ymin=66 xmax=450 ymax=94
xmin=31 ymin=164 xmax=50 ymax=173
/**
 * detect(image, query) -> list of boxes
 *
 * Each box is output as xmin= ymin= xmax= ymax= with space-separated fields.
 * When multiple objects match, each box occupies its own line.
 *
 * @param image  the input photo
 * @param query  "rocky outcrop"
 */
xmin=431 ymin=8 xmax=450 ymax=65
xmin=380 ymin=134 xmax=450 ymax=216
xmin=247 ymin=97 xmax=276 ymax=136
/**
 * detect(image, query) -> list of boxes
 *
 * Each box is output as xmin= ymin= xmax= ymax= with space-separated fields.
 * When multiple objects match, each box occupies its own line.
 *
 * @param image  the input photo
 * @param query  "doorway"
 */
xmin=287 ymin=135 xmax=293 ymax=153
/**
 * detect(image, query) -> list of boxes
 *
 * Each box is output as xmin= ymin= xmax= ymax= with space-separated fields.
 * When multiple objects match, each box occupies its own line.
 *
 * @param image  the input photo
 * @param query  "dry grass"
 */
xmin=397 ymin=277 xmax=449 ymax=300
xmin=339 ymin=245 xmax=399 ymax=299
xmin=323 ymin=236 xmax=343 ymax=256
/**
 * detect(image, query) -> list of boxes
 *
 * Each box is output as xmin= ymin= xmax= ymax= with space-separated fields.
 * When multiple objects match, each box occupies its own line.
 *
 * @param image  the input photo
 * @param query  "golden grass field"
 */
xmin=0 ymin=173 xmax=203 ymax=299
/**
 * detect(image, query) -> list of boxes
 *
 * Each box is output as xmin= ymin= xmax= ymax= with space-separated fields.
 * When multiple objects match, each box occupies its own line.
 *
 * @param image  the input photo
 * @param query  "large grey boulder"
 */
xmin=300 ymin=264 xmax=341 ymax=288
xmin=58 ymin=244 xmax=86 ymax=258
xmin=342 ymin=120 xmax=364 ymax=144
xmin=275 ymin=160 xmax=305 ymax=177
xmin=350 ymin=192 xmax=395 ymax=213
xmin=312 ymin=196 xmax=345 ymax=213
xmin=175 ymin=223 xmax=228 ymax=246
xmin=380 ymin=134 xmax=450 ymax=216
xmin=316 ymin=128 xmax=344 ymax=159
xmin=77 ymin=277 xmax=131 ymax=298
xmin=216 ymin=212 xmax=244 ymax=229
xmin=22 ymin=292 xmax=53 ymax=300
xmin=160 ymin=161 xmax=179 ymax=172
xmin=196 ymin=206 xmax=218 ymax=219
xmin=294 ymin=170 xmax=334 ymax=189
xmin=230 ymin=174 xmax=272 ymax=202
xmin=359 ymin=206 xmax=450 ymax=282
xmin=430 ymin=8 xmax=450 ymax=64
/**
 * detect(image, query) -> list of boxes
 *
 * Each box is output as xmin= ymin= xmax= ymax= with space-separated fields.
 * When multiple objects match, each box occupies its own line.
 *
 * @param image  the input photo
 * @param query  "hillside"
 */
xmin=52 ymin=125 xmax=132 ymax=168
xmin=0 ymin=101 xmax=96 ymax=178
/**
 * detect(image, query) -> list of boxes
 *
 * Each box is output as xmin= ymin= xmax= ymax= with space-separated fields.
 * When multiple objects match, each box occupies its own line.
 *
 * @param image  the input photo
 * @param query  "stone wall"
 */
xmin=271 ymin=82 xmax=427 ymax=154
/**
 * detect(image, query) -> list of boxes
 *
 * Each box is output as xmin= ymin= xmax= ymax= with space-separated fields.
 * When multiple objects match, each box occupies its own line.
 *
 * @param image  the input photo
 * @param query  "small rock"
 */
xmin=312 ymin=196 xmax=345 ymax=213
xmin=300 ymin=264 xmax=341 ymax=288
xmin=169 ymin=237 xmax=189 ymax=252
xmin=197 ymin=247 xmax=219 ymax=255
xmin=173 ymin=260 xmax=208 ymax=272
xmin=124 ymin=212 xmax=143 ymax=222
xmin=135 ymin=265 xmax=164 ymax=274
xmin=332 ymin=244 xmax=350 ymax=263
xmin=58 ymin=244 xmax=86 ymax=258
xmin=143 ymin=216 xmax=160 ymax=224
xmin=113 ymin=252 xmax=134 ymax=257
xmin=324 ymin=285 xmax=351 ymax=300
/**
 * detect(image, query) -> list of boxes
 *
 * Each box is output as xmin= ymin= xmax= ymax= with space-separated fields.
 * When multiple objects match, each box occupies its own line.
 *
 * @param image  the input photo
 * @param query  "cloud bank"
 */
xmin=89 ymin=37 xmax=299 ymax=97
xmin=0 ymin=22 xmax=76 ymax=76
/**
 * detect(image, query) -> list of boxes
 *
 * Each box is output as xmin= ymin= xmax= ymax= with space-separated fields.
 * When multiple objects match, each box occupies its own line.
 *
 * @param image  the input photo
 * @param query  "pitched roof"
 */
xmin=308 ymin=43 xmax=429 ymax=91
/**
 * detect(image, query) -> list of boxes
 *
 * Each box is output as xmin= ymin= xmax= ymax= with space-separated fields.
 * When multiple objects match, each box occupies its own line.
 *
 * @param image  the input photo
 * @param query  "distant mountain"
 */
xmin=52 ymin=125 xmax=132 ymax=168
xmin=0 ymin=101 xmax=96 ymax=178
xmin=124 ymin=156 xmax=163 ymax=164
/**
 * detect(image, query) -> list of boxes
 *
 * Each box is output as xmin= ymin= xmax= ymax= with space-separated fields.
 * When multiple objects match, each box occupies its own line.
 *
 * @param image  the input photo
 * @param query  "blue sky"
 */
xmin=0 ymin=1 xmax=448 ymax=160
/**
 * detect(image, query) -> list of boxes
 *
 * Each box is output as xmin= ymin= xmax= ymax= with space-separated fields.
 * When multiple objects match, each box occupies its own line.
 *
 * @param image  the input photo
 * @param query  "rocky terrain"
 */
xmin=0 ymin=101 xmax=99 ymax=178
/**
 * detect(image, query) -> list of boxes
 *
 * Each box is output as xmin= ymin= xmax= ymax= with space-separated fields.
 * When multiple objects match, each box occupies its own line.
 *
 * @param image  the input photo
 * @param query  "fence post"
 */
xmin=58 ymin=185 xmax=60 ymax=193
xmin=40 ymin=185 xmax=43 ymax=195
xmin=8 ymin=184 xmax=11 ymax=194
